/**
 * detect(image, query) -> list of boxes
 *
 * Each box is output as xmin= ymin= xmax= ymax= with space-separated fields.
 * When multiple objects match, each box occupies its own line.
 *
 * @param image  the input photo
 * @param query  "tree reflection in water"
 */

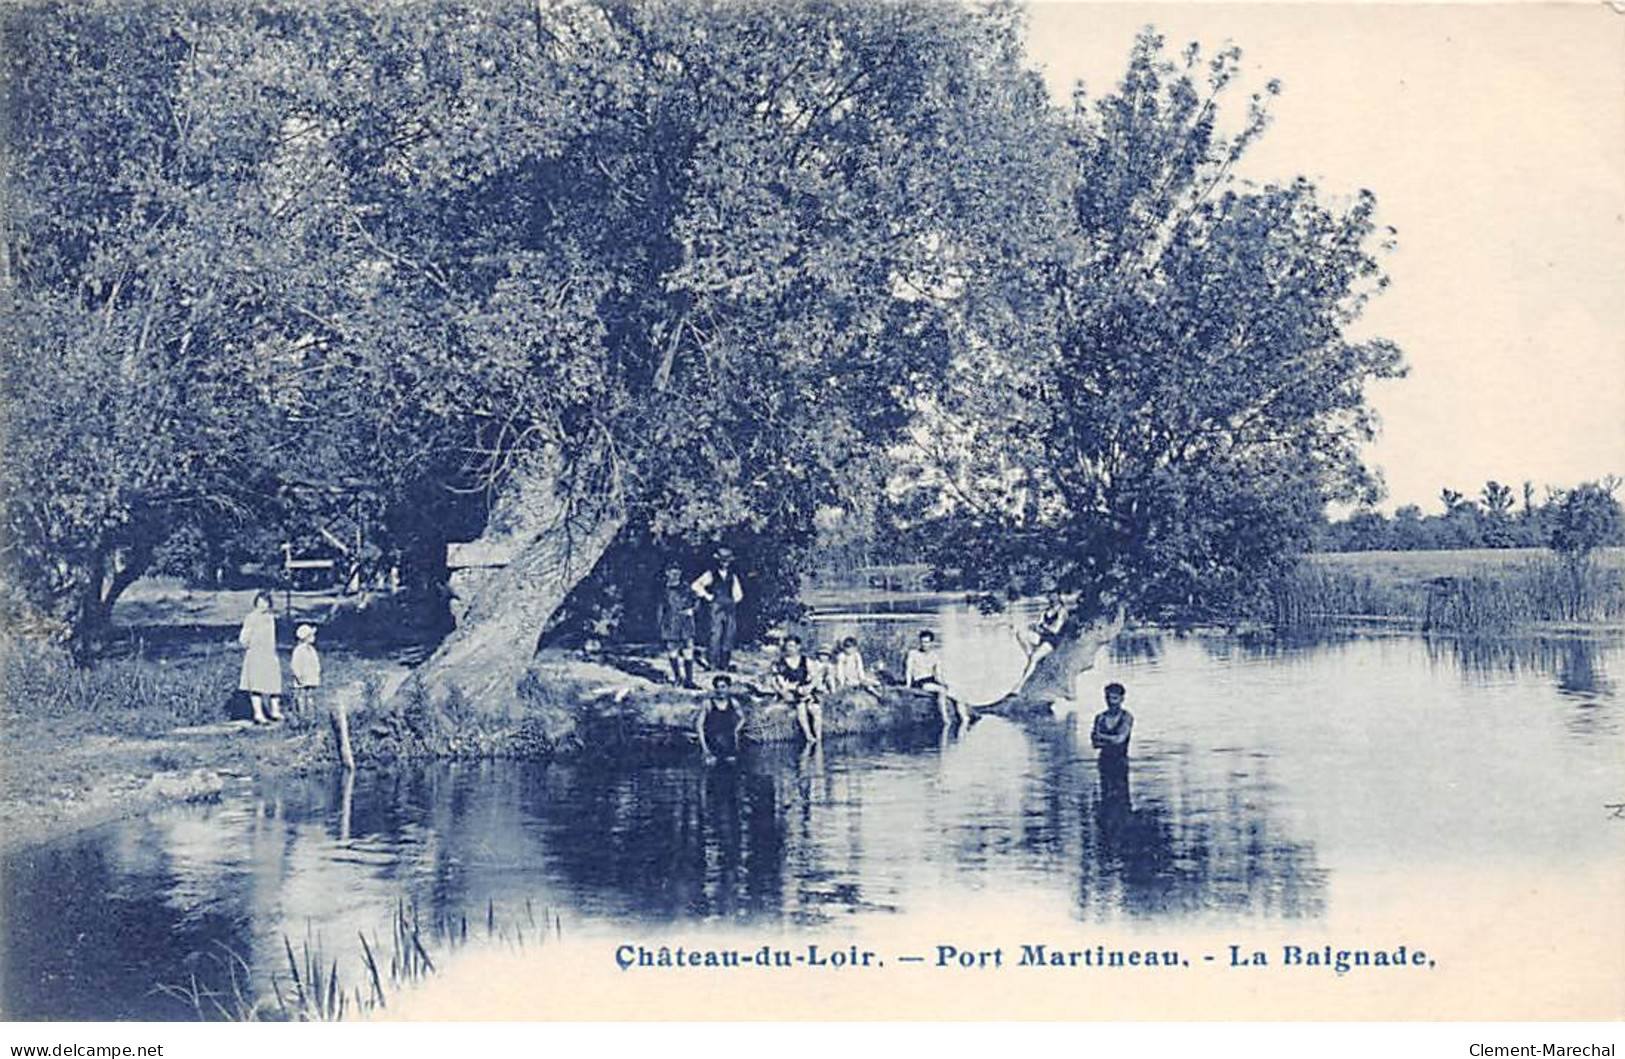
xmin=1422 ymin=633 xmax=1620 ymax=739
xmin=2 ymin=712 xmax=1340 ymax=1018
xmin=1019 ymin=717 xmax=1326 ymax=922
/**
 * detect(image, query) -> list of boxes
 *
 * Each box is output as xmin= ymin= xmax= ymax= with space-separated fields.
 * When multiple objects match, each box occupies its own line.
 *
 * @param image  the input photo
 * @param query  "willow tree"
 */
xmin=901 ymin=31 xmax=1407 ymax=698
xmin=132 ymin=0 xmax=1057 ymax=706
xmin=392 ymin=0 xmax=1063 ymax=709
xmin=3 ymin=0 xmax=1060 ymax=694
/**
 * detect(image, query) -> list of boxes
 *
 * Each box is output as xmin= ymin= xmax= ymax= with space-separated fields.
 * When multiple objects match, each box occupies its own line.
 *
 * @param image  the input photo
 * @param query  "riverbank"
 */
xmin=7 ymin=622 xmax=1619 ymax=1022
xmin=0 ymin=634 xmax=954 ymax=855
xmin=0 ymin=580 xmax=421 ymax=855
xmin=0 ymin=576 xmax=950 ymax=854
xmin=0 ymin=630 xmax=414 ymax=855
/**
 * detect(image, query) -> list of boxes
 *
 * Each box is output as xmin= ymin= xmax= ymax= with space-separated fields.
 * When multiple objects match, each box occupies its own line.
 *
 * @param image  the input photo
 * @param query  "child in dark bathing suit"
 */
xmin=1016 ymin=591 xmax=1068 ymax=686
xmin=698 ymin=673 xmax=746 ymax=762
xmin=774 ymin=635 xmax=823 ymax=743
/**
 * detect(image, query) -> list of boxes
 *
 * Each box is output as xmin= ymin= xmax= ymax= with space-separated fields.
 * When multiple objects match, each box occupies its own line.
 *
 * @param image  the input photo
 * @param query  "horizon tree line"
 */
xmin=1316 ymin=478 xmax=1623 ymax=556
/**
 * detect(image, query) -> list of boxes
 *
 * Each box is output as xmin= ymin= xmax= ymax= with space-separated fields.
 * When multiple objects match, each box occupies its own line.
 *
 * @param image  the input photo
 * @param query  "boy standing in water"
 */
xmin=1090 ymin=683 xmax=1134 ymax=760
xmin=697 ymin=674 xmax=746 ymax=762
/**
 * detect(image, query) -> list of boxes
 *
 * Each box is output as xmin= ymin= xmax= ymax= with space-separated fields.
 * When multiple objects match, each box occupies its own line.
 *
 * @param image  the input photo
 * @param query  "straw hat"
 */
xmin=296 ymin=624 xmax=317 ymax=642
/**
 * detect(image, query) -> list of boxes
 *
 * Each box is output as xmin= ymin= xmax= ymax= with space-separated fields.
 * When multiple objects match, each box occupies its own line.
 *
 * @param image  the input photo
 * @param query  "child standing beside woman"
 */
xmin=291 ymin=623 xmax=322 ymax=714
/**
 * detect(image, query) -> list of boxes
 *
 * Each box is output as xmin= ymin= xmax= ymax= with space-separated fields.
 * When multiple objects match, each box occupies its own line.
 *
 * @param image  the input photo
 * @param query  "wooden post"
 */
xmin=339 ymin=767 xmax=355 ymax=843
xmin=1423 ymin=576 xmax=1456 ymax=633
xmin=281 ymin=542 xmax=293 ymax=621
xmin=330 ymin=698 xmax=356 ymax=771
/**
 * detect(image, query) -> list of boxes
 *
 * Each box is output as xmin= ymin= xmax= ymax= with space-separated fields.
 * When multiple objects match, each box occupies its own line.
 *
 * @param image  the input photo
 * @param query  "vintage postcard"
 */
xmin=1 ymin=0 xmax=1621 ymax=1029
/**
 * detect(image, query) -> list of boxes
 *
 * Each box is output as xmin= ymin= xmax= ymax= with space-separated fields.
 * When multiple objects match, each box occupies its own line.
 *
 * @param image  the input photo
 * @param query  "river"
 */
xmin=2 ymin=596 xmax=1621 ymax=1019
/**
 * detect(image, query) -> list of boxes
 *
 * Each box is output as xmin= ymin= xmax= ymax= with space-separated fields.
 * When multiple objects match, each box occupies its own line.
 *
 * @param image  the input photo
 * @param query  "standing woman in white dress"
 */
xmin=238 ymin=591 xmax=284 ymax=725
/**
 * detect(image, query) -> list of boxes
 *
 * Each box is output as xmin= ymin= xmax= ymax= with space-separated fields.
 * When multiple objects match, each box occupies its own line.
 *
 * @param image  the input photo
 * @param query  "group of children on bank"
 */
xmin=695 ymin=628 xmax=960 ymax=755
xmin=697 ymin=631 xmax=1135 ymax=764
xmin=236 ymin=547 xmax=1136 ymax=764
xmin=671 ymin=550 xmax=1136 ymax=763
xmin=768 ymin=631 xmax=956 ymax=745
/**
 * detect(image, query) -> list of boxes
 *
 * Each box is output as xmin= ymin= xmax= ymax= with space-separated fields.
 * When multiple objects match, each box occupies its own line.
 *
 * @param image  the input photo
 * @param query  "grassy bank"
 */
xmin=0 ymin=635 xmax=366 ymax=853
xmin=0 ymin=580 xmax=433 ymax=852
xmin=1273 ymin=550 xmax=1625 ymax=632
xmin=0 ymin=609 xmax=939 ymax=853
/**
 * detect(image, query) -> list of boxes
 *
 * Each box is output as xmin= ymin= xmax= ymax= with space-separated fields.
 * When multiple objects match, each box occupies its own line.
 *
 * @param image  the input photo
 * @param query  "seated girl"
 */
xmin=1015 ymin=591 xmax=1068 ymax=686
xmin=833 ymin=636 xmax=876 ymax=689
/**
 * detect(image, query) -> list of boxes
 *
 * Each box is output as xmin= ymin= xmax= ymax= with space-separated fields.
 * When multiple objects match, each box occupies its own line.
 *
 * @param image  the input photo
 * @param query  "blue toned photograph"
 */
xmin=1 ymin=0 xmax=1621 ymax=1024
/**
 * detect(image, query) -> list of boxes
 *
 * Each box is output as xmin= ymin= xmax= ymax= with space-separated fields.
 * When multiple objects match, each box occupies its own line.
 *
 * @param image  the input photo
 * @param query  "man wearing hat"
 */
xmin=690 ymin=547 xmax=745 ymax=671
xmin=291 ymin=623 xmax=322 ymax=715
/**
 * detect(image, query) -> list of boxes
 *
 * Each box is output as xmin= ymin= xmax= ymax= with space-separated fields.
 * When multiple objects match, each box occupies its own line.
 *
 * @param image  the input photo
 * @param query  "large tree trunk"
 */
xmin=96 ymin=539 xmax=152 ymax=624
xmin=64 ymin=569 xmax=108 ymax=663
xmin=404 ymin=451 xmax=625 ymax=715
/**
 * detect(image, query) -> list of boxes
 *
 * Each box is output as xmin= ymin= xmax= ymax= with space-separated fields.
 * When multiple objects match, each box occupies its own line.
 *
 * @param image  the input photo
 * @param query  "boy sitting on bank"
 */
xmin=904 ymin=629 xmax=970 ymax=726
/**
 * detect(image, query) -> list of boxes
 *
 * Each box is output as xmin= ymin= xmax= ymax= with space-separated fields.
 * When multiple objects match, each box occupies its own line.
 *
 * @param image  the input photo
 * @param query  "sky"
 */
xmin=1022 ymin=2 xmax=1625 ymax=512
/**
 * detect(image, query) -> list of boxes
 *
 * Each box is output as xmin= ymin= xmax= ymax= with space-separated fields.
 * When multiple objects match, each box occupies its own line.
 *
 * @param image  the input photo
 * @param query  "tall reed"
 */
xmin=1 ymin=635 xmax=234 ymax=735
xmin=156 ymin=897 xmax=564 ymax=1021
xmin=1267 ymin=557 xmax=1625 ymax=632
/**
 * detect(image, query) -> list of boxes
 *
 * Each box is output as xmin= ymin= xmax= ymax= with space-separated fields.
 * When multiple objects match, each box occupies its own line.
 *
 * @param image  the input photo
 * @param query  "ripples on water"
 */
xmin=3 ymin=607 xmax=1621 ymax=1020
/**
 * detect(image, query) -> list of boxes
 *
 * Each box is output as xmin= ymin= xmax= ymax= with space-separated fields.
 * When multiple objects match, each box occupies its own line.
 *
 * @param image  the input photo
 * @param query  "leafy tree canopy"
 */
xmin=897 ymin=30 xmax=1406 ymax=620
xmin=2 ymin=0 xmax=1061 ymax=648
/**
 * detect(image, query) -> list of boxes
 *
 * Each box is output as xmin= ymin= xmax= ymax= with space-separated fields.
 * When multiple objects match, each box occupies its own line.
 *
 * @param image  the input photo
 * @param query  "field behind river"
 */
xmin=815 ymin=548 xmax=1625 ymax=632
xmin=1306 ymin=546 xmax=1625 ymax=582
